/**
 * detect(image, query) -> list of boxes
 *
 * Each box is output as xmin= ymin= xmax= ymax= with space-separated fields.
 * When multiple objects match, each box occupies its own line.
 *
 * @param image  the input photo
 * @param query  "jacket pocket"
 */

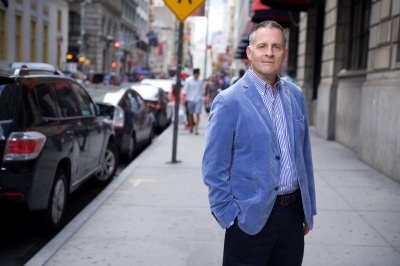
xmin=230 ymin=177 xmax=257 ymax=200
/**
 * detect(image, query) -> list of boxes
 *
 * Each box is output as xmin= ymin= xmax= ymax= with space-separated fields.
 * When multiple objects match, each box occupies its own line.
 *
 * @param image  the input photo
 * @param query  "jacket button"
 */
xmin=275 ymin=156 xmax=280 ymax=160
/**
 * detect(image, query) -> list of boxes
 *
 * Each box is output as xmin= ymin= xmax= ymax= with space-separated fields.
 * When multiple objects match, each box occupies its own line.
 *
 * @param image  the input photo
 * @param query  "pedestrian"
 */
xmin=182 ymin=68 xmax=204 ymax=135
xmin=281 ymin=66 xmax=297 ymax=85
xmin=204 ymin=73 xmax=224 ymax=113
xmin=202 ymin=20 xmax=316 ymax=266
xmin=168 ymin=82 xmax=187 ymax=126
xmin=230 ymin=68 xmax=245 ymax=85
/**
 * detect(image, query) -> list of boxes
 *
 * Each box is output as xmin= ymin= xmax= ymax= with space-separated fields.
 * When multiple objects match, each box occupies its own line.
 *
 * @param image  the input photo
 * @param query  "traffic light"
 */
xmin=114 ymin=41 xmax=120 ymax=49
xmin=111 ymin=61 xmax=117 ymax=68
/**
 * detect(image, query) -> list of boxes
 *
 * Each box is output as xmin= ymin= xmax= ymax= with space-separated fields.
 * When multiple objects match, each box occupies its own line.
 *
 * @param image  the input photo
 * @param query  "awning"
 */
xmin=234 ymin=21 xmax=255 ymax=60
xmin=251 ymin=0 xmax=299 ymax=27
xmin=261 ymin=0 xmax=313 ymax=12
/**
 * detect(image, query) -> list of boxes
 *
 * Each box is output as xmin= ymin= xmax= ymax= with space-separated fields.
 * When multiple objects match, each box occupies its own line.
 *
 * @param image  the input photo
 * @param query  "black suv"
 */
xmin=0 ymin=64 xmax=118 ymax=233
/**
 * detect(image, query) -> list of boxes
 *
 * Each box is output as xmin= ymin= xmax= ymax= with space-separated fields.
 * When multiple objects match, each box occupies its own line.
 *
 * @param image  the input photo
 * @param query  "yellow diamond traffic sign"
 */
xmin=163 ymin=0 xmax=206 ymax=22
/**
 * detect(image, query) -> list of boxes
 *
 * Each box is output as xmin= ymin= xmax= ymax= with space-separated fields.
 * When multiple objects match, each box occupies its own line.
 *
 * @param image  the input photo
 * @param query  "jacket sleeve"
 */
xmin=202 ymin=94 xmax=240 ymax=229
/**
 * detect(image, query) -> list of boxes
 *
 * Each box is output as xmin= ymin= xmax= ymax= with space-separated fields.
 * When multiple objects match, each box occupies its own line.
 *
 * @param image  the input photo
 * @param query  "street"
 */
xmin=0 ymin=134 xmax=156 ymax=266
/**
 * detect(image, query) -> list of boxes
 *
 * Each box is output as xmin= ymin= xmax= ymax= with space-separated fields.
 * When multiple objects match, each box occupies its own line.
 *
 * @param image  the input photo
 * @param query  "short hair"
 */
xmin=249 ymin=20 xmax=286 ymax=47
xmin=193 ymin=68 xmax=200 ymax=75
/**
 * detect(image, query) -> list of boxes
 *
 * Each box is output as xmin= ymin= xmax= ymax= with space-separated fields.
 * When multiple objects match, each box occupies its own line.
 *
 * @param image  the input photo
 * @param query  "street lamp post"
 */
xmin=79 ymin=0 xmax=92 ymax=60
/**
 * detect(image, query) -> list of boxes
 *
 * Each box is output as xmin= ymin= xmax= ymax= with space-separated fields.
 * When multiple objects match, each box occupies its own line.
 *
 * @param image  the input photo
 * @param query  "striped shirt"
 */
xmin=248 ymin=69 xmax=299 ymax=195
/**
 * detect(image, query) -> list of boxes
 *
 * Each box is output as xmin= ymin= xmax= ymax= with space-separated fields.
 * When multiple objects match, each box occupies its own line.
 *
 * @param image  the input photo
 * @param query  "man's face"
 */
xmin=194 ymin=72 xmax=200 ymax=80
xmin=246 ymin=27 xmax=288 ymax=84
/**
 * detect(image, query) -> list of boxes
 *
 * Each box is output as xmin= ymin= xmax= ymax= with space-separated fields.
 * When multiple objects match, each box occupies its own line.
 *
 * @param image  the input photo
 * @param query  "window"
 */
xmin=0 ymin=10 xmax=6 ymax=60
xmin=397 ymin=19 xmax=400 ymax=62
xmin=34 ymin=83 xmax=59 ymax=118
xmin=0 ymin=83 xmax=15 ymax=121
xmin=57 ymin=44 xmax=61 ymax=68
xmin=16 ymin=15 xmax=22 ymax=61
xmin=347 ymin=0 xmax=371 ymax=70
xmin=71 ymin=82 xmax=95 ymax=116
xmin=127 ymin=92 xmax=139 ymax=112
xmin=57 ymin=10 xmax=62 ymax=32
xmin=43 ymin=24 xmax=48 ymax=63
xmin=31 ymin=20 xmax=37 ymax=62
xmin=68 ymin=12 xmax=81 ymax=35
xmin=52 ymin=82 xmax=81 ymax=117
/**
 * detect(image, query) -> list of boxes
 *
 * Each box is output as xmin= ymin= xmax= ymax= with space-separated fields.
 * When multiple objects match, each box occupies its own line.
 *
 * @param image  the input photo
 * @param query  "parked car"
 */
xmin=131 ymin=84 xmax=172 ymax=131
xmin=0 ymin=65 xmax=118 ymax=234
xmin=87 ymin=87 xmax=155 ymax=162
xmin=9 ymin=62 xmax=65 ymax=75
xmin=91 ymin=73 xmax=121 ymax=86
xmin=140 ymin=78 xmax=174 ymax=94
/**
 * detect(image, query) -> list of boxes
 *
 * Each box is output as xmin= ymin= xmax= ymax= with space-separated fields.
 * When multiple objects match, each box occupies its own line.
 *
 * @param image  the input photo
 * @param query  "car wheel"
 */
xmin=95 ymin=143 xmax=118 ymax=185
xmin=37 ymin=168 xmax=68 ymax=235
xmin=148 ymin=124 xmax=155 ymax=145
xmin=125 ymin=135 xmax=136 ymax=162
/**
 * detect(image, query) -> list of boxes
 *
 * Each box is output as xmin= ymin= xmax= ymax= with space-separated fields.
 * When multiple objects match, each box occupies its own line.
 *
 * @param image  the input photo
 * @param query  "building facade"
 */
xmin=0 ymin=0 xmax=69 ymax=69
xmin=231 ymin=0 xmax=400 ymax=183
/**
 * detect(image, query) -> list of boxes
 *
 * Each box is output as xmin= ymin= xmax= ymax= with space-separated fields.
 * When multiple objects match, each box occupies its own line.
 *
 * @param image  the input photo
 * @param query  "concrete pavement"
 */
xmin=26 ymin=113 xmax=400 ymax=266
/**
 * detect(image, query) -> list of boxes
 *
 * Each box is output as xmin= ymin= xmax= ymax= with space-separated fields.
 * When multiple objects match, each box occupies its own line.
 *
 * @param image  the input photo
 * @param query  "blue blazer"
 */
xmin=202 ymin=72 xmax=317 ymax=235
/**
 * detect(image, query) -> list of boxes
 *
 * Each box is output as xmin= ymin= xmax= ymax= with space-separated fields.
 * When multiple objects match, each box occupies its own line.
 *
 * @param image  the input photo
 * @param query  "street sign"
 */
xmin=163 ymin=0 xmax=205 ymax=22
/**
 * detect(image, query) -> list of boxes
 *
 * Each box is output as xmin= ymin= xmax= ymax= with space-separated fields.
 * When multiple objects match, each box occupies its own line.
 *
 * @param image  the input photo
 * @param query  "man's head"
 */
xmin=246 ymin=20 xmax=288 ymax=85
xmin=193 ymin=68 xmax=200 ymax=80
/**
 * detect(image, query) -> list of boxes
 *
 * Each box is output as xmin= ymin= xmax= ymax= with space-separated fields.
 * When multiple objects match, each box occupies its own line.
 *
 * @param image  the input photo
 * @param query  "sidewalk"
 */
xmin=27 ymin=113 xmax=400 ymax=266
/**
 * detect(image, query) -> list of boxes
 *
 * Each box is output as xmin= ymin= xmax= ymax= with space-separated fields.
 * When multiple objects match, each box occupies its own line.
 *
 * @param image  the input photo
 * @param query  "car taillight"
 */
xmin=113 ymin=106 xmax=125 ymax=129
xmin=4 ymin=132 xmax=46 ymax=161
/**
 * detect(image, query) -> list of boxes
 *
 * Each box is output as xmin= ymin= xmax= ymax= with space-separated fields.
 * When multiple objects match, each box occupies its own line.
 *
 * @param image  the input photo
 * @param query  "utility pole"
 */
xmin=79 ymin=0 xmax=92 ymax=60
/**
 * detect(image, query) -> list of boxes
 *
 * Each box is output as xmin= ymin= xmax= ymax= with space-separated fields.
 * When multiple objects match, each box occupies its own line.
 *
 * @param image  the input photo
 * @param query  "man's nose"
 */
xmin=264 ymin=47 xmax=274 ymax=56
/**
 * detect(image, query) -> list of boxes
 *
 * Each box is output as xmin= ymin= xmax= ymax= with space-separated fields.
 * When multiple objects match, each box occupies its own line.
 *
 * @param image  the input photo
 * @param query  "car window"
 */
xmin=71 ymin=82 xmax=95 ymax=116
xmin=52 ymin=81 xmax=81 ymax=117
xmin=33 ymin=82 xmax=60 ymax=118
xmin=133 ymin=91 xmax=145 ymax=110
xmin=0 ymin=82 xmax=15 ymax=121
xmin=19 ymin=80 xmax=44 ymax=127
xmin=127 ymin=92 xmax=139 ymax=111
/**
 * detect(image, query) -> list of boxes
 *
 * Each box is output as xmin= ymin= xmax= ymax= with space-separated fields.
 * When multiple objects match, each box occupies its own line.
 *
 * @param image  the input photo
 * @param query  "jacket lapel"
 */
xmin=242 ymin=75 xmax=276 ymax=138
xmin=279 ymin=82 xmax=294 ymax=155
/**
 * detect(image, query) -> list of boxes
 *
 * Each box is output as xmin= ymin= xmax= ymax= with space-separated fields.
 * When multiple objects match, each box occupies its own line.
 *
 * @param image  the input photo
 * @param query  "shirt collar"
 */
xmin=247 ymin=69 xmax=283 ymax=94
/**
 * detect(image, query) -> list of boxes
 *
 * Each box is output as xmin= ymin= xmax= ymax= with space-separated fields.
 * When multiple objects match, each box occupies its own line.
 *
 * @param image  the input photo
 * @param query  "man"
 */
xmin=202 ymin=21 xmax=316 ymax=266
xmin=204 ymin=74 xmax=224 ymax=113
xmin=230 ymin=68 xmax=245 ymax=85
xmin=182 ymin=68 xmax=203 ymax=135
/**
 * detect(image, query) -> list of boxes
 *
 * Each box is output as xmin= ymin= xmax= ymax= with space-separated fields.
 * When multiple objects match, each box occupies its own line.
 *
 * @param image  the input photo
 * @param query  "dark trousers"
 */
xmin=223 ymin=196 xmax=305 ymax=266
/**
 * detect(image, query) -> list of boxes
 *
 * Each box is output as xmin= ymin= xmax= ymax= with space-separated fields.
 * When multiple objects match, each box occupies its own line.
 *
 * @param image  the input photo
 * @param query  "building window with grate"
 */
xmin=347 ymin=0 xmax=371 ymax=70
xmin=0 ymin=10 xmax=6 ymax=60
xmin=16 ymin=15 xmax=22 ymax=61
xmin=57 ymin=10 xmax=62 ymax=32
xmin=43 ymin=24 xmax=48 ymax=63
xmin=31 ymin=20 xmax=37 ymax=62
xmin=397 ymin=19 xmax=400 ymax=63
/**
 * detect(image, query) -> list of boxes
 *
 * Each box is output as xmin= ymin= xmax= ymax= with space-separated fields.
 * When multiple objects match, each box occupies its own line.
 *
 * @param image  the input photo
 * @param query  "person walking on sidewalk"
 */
xmin=205 ymin=73 xmax=225 ymax=113
xmin=202 ymin=20 xmax=316 ymax=266
xmin=183 ymin=68 xmax=204 ymax=134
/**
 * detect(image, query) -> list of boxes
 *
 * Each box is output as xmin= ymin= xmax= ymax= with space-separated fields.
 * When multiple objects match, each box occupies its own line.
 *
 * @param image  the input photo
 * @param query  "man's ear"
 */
xmin=246 ymin=46 xmax=251 ymax=60
xmin=284 ymin=47 xmax=289 ymax=61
